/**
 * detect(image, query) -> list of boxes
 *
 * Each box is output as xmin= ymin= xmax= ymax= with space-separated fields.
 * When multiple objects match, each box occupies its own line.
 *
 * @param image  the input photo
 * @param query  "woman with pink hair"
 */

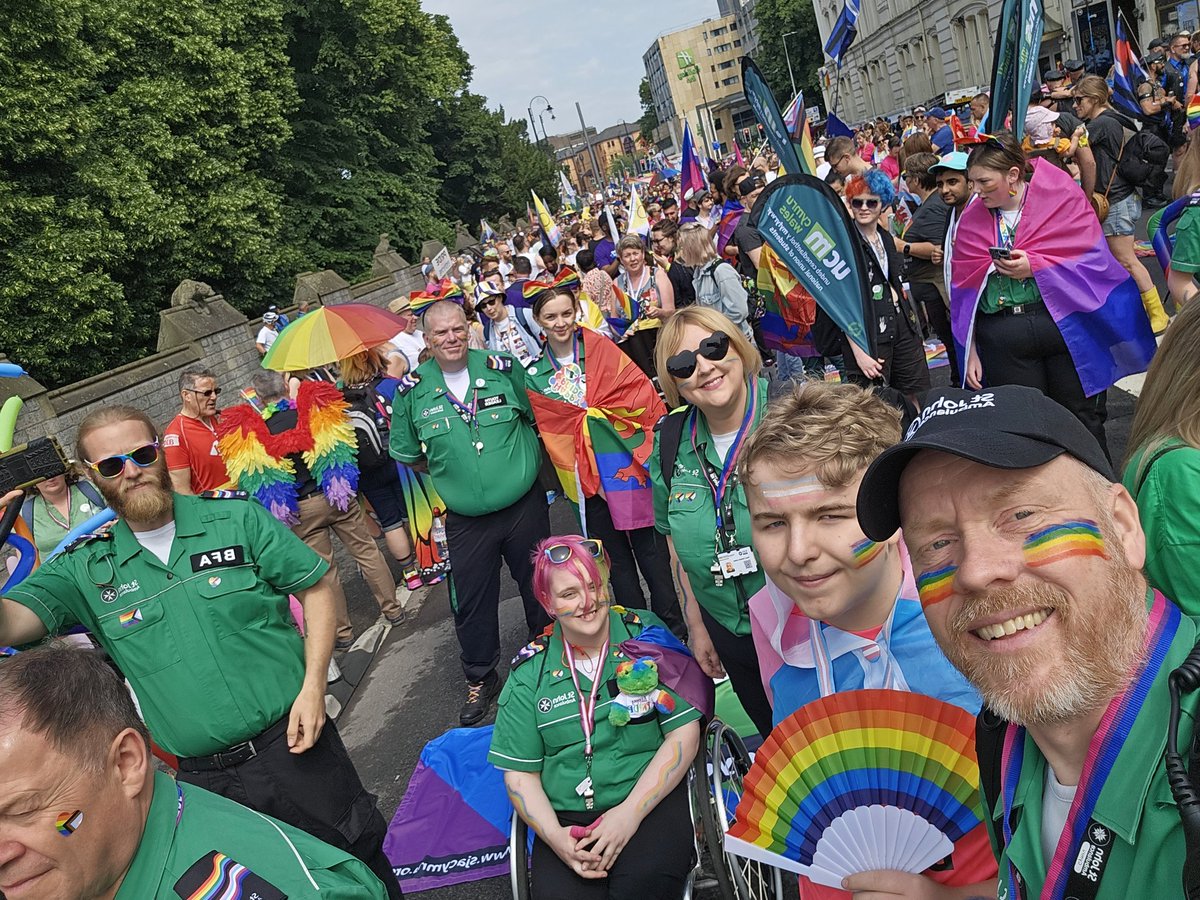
xmin=488 ymin=534 xmax=705 ymax=898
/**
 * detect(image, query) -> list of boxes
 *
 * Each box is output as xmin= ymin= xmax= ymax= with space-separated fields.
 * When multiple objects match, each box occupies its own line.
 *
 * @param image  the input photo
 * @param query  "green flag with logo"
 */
xmin=741 ymin=58 xmax=807 ymax=176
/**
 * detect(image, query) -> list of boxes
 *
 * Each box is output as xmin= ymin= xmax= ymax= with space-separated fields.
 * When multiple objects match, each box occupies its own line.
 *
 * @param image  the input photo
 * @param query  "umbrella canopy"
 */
xmin=260 ymin=303 xmax=406 ymax=371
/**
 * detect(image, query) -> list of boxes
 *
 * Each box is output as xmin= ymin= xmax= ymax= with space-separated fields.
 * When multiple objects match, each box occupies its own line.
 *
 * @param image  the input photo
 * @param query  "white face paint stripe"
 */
xmin=758 ymin=476 xmax=827 ymax=499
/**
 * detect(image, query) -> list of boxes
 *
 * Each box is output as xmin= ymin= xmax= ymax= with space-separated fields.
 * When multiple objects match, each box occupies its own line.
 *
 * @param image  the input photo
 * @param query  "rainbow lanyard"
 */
xmin=545 ymin=331 xmax=581 ymax=373
xmin=690 ymin=378 xmax=759 ymax=535
xmin=999 ymin=592 xmax=1179 ymax=900
xmin=444 ymin=384 xmax=478 ymax=427
xmin=564 ymin=637 xmax=610 ymax=760
xmin=806 ymin=588 xmax=904 ymax=698
xmin=993 ymin=188 xmax=1028 ymax=251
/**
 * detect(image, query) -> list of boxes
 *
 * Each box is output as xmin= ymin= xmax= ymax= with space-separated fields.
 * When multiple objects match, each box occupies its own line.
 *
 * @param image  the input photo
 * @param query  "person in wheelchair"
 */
xmin=739 ymin=382 xmax=998 ymax=899
xmin=488 ymin=534 xmax=704 ymax=899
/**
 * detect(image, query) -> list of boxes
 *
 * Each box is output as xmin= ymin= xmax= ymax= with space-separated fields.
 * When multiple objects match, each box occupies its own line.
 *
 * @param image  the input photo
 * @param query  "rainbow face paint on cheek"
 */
xmin=850 ymin=538 xmax=884 ymax=567
xmin=56 ymin=810 xmax=83 ymax=836
xmin=1022 ymin=520 xmax=1108 ymax=567
xmin=916 ymin=565 xmax=957 ymax=607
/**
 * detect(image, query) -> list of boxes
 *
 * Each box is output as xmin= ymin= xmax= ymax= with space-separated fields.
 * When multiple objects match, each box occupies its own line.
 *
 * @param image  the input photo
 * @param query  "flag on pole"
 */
xmin=782 ymin=92 xmax=819 ymax=175
xmin=605 ymin=205 xmax=620 ymax=245
xmin=479 ymin=219 xmax=496 ymax=242
xmin=742 ymin=58 xmax=809 ymax=176
xmin=1112 ymin=12 xmax=1149 ymax=120
xmin=532 ymin=191 xmax=561 ymax=248
xmin=733 ymin=138 xmax=746 ymax=168
xmin=627 ymin=186 xmax=650 ymax=236
xmin=824 ymin=0 xmax=861 ymax=67
xmin=679 ymin=121 xmax=708 ymax=208
xmin=825 ymin=113 xmax=854 ymax=138
xmin=982 ymin=0 xmax=1043 ymax=139
xmin=559 ymin=170 xmax=579 ymax=208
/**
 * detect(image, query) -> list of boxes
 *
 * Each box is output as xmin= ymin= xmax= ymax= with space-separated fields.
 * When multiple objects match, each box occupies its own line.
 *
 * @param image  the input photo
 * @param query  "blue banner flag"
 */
xmin=823 ymin=0 xmax=861 ymax=67
xmin=741 ymin=57 xmax=807 ymax=176
xmin=825 ymin=113 xmax=854 ymax=138
xmin=750 ymin=175 xmax=874 ymax=354
xmin=984 ymin=0 xmax=1043 ymax=138
xmin=1112 ymin=12 xmax=1149 ymax=120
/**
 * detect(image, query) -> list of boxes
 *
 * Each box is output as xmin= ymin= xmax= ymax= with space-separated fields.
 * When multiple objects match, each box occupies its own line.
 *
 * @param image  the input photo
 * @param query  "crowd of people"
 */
xmin=4 ymin=41 xmax=1200 ymax=900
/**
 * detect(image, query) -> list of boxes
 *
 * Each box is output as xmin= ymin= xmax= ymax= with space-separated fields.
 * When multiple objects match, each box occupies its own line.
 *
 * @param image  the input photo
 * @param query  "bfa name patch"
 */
xmin=190 ymin=546 xmax=246 ymax=572
xmin=173 ymin=849 xmax=286 ymax=899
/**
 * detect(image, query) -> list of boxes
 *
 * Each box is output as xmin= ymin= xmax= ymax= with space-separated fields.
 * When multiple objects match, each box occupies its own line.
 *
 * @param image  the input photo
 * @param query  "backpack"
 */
xmin=654 ymin=406 xmax=691 ymax=492
xmin=1117 ymin=128 xmax=1170 ymax=188
xmin=342 ymin=378 xmax=393 ymax=472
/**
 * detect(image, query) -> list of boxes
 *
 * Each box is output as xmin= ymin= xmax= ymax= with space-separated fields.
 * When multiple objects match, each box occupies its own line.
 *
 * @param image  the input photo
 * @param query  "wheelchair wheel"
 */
xmin=509 ymin=813 xmax=532 ymax=900
xmin=698 ymin=719 xmax=788 ymax=900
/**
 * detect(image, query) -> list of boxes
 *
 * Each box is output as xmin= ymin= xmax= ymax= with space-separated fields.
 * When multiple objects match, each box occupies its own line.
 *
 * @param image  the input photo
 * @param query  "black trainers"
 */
xmin=460 ymin=672 xmax=501 ymax=726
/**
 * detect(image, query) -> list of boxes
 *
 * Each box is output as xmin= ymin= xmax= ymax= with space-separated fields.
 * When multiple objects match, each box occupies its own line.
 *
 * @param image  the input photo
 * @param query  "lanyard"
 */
xmin=564 ymin=637 xmax=610 ymax=759
xmin=546 ymin=331 xmax=580 ymax=372
xmin=445 ymin=385 xmax=485 ymax=454
xmin=807 ymin=589 xmax=904 ymax=698
xmin=1000 ymin=592 xmax=1180 ymax=900
xmin=690 ymin=378 xmax=759 ymax=534
xmin=993 ymin=188 xmax=1028 ymax=251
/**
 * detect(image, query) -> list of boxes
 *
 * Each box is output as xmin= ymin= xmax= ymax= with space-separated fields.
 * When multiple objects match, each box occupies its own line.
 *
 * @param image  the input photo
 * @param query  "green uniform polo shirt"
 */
xmin=117 ymin=771 xmax=385 ymax=898
xmin=983 ymin=594 xmax=1200 ymax=899
xmin=6 ymin=494 xmax=328 ymax=757
xmin=649 ymin=378 xmax=768 ymax=637
xmin=979 ymin=271 xmax=1043 ymax=314
xmin=389 ymin=350 xmax=542 ymax=516
xmin=488 ymin=608 xmax=701 ymax=812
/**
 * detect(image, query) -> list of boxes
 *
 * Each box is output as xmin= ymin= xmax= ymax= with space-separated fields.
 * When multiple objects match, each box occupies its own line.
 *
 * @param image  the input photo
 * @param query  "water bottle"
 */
xmin=431 ymin=510 xmax=449 ymax=561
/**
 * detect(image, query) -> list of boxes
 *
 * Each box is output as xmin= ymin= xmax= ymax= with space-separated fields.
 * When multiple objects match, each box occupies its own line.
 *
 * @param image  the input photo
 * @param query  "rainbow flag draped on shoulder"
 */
xmin=949 ymin=159 xmax=1156 ymax=396
xmin=526 ymin=328 xmax=665 ymax=531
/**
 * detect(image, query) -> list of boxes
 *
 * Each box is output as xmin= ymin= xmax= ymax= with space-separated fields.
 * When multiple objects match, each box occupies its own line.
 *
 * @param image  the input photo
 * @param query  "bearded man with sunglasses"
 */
xmin=162 ymin=366 xmax=231 ymax=495
xmin=0 ymin=405 xmax=405 ymax=898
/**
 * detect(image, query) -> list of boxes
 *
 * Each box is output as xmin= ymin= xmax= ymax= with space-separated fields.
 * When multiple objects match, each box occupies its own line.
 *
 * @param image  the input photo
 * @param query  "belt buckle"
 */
xmin=1011 ymin=304 xmax=1024 ymax=315
xmin=218 ymin=738 xmax=256 ymax=769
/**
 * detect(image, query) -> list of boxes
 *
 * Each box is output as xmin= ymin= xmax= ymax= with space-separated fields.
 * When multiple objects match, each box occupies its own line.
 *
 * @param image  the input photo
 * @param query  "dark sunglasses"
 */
xmin=480 ymin=294 xmax=503 ymax=307
xmin=87 ymin=441 xmax=161 ymax=479
xmin=544 ymin=539 xmax=604 ymax=564
xmin=666 ymin=331 xmax=731 ymax=379
xmin=850 ymin=198 xmax=881 ymax=210
xmin=185 ymin=387 xmax=222 ymax=398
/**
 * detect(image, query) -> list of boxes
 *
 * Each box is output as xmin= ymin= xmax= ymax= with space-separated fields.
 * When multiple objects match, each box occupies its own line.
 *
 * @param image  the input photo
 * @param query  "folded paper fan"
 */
xmin=724 ymin=689 xmax=982 ymax=886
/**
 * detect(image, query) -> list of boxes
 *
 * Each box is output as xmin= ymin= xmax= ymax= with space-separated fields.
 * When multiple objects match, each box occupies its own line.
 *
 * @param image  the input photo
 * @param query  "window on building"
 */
xmin=721 ymin=75 xmax=740 ymax=86
xmin=734 ymin=38 xmax=742 ymax=47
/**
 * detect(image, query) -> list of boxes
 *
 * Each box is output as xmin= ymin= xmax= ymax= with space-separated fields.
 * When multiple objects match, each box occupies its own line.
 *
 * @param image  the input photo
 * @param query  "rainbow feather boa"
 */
xmin=217 ymin=381 xmax=360 ymax=525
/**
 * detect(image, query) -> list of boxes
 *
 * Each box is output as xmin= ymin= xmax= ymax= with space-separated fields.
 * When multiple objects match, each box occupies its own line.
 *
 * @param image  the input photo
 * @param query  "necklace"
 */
xmin=42 ymin=494 xmax=71 ymax=531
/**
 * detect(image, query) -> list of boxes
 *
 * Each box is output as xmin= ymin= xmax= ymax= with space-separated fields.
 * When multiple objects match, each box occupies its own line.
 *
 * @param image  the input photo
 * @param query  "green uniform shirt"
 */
xmin=117 ymin=771 xmax=385 ymax=898
xmin=389 ymin=350 xmax=542 ymax=516
xmin=488 ymin=608 xmax=701 ymax=812
xmin=649 ymin=378 xmax=768 ymax=636
xmin=1123 ymin=440 xmax=1200 ymax=615
xmin=6 ymin=494 xmax=328 ymax=757
xmin=983 ymin=594 xmax=1200 ymax=899
xmin=979 ymin=270 xmax=1043 ymax=314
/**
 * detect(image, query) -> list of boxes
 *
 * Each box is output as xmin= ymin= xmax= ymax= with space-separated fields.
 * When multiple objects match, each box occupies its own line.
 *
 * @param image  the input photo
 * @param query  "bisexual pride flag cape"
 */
xmin=949 ymin=158 xmax=1156 ymax=397
xmin=526 ymin=328 xmax=665 ymax=531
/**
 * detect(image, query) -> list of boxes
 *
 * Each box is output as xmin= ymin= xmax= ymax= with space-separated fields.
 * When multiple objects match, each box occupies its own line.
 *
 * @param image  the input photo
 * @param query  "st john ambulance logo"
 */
xmin=538 ymin=698 xmax=553 ymax=713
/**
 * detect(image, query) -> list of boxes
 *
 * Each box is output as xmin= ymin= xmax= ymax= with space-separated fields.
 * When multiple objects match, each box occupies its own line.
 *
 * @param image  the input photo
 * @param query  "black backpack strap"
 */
xmin=975 ymin=705 xmax=1009 ymax=852
xmin=653 ymin=406 xmax=691 ymax=492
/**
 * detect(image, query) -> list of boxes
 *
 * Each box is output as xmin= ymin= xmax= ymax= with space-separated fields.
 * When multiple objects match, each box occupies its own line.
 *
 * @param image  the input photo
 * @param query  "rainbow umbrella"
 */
xmin=260 ymin=303 xmax=407 ymax=371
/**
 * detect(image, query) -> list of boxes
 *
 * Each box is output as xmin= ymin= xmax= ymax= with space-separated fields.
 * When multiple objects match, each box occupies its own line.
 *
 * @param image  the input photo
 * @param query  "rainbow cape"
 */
xmin=949 ymin=158 xmax=1156 ymax=397
xmin=756 ymin=245 xmax=819 ymax=355
xmin=527 ymin=328 xmax=665 ymax=530
xmin=216 ymin=381 xmax=359 ymax=525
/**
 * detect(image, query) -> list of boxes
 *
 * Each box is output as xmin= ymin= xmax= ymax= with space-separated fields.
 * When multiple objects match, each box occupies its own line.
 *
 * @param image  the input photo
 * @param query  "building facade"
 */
xmin=643 ymin=15 xmax=755 ymax=156
xmin=553 ymin=122 xmax=642 ymax=194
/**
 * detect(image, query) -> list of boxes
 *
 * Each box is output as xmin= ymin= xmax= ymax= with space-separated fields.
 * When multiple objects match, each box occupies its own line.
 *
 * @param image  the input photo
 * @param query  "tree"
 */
xmin=751 ymin=0 xmax=824 ymax=108
xmin=638 ymin=77 xmax=660 ymax=145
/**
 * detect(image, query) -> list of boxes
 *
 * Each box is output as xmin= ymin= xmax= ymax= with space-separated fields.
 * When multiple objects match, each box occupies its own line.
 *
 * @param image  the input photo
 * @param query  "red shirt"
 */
xmin=162 ymin=413 xmax=230 ymax=493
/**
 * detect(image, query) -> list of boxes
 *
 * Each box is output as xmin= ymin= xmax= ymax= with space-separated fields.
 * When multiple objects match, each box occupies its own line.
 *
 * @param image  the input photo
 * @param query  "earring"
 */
xmin=1009 ymin=186 xmax=1018 ymax=197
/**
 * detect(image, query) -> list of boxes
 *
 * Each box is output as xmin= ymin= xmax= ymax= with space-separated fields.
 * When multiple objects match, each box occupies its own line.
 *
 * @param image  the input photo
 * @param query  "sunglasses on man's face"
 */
xmin=87 ymin=441 xmax=161 ymax=479
xmin=185 ymin=387 xmax=221 ymax=398
xmin=850 ymin=197 xmax=881 ymax=210
xmin=544 ymin=538 xmax=604 ymax=564
xmin=666 ymin=331 xmax=731 ymax=380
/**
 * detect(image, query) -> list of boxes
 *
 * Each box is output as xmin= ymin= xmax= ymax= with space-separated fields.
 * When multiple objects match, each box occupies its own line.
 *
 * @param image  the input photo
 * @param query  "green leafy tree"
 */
xmin=751 ymin=0 xmax=823 ymax=107
xmin=638 ymin=77 xmax=660 ymax=144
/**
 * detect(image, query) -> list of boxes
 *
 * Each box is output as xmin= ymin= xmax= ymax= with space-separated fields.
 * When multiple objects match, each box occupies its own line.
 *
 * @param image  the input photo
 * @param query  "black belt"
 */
xmin=989 ymin=302 xmax=1045 ymax=317
xmin=176 ymin=716 xmax=289 ymax=773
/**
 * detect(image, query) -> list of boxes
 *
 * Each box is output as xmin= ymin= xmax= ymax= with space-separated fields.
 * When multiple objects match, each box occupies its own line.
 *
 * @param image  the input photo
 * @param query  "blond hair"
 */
xmin=339 ymin=348 xmax=386 ymax=387
xmin=655 ymin=306 xmax=762 ymax=408
xmin=675 ymin=223 xmax=718 ymax=268
xmin=737 ymin=381 xmax=901 ymax=489
xmin=1073 ymin=74 xmax=1111 ymax=107
xmin=1127 ymin=298 xmax=1200 ymax=469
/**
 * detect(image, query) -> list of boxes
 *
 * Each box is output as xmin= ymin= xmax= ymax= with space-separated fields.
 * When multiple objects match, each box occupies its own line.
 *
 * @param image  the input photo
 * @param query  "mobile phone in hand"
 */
xmin=989 ymin=246 xmax=1013 ymax=261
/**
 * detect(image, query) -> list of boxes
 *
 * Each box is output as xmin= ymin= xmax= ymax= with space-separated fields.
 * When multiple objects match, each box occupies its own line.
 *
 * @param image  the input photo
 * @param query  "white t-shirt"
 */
xmin=390 ymin=330 xmax=426 ymax=371
xmin=132 ymin=521 xmax=177 ymax=565
xmin=443 ymin=366 xmax=472 ymax=401
xmin=494 ymin=317 xmax=535 ymax=365
xmin=1041 ymin=766 xmax=1077 ymax=864
xmin=256 ymin=326 xmax=278 ymax=350
xmin=711 ymin=429 xmax=738 ymax=462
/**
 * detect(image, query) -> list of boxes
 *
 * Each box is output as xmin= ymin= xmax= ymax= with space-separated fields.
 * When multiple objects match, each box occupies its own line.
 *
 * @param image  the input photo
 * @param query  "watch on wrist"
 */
xmin=902 ymin=242 xmax=912 ymax=257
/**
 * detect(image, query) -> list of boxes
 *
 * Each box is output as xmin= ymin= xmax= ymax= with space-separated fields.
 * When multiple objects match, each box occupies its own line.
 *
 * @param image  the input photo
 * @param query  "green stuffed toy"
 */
xmin=608 ymin=657 xmax=676 ymax=726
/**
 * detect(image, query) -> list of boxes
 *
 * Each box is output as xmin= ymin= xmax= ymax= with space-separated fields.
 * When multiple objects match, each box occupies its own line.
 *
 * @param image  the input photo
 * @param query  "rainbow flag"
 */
xmin=949 ymin=159 xmax=1156 ymax=396
xmin=782 ymin=92 xmax=818 ymax=175
xmin=1189 ymin=93 xmax=1200 ymax=131
xmin=526 ymin=328 xmax=665 ymax=530
xmin=756 ymin=246 xmax=818 ymax=355
xmin=605 ymin=282 xmax=637 ymax=337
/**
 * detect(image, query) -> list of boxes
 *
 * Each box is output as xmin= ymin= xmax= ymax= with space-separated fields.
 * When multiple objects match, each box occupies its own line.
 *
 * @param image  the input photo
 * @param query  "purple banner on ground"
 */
xmin=385 ymin=725 xmax=513 ymax=893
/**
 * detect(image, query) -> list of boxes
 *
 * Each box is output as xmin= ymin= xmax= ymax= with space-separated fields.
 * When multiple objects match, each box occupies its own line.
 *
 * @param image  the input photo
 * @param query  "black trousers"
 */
xmin=841 ymin=309 xmax=931 ymax=396
xmin=698 ymin=602 xmax=774 ymax=739
xmin=584 ymin=494 xmax=686 ymax=637
xmin=620 ymin=328 xmax=660 ymax=378
xmin=530 ymin=781 xmax=692 ymax=900
xmin=973 ymin=305 xmax=1109 ymax=458
xmin=446 ymin=485 xmax=553 ymax=681
xmin=176 ymin=719 xmax=402 ymax=898
xmin=912 ymin=281 xmax=960 ymax=387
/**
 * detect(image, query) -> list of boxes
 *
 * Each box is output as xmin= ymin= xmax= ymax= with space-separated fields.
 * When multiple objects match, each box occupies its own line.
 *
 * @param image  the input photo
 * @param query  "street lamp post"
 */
xmin=526 ymin=95 xmax=555 ymax=147
xmin=783 ymin=31 xmax=799 ymax=98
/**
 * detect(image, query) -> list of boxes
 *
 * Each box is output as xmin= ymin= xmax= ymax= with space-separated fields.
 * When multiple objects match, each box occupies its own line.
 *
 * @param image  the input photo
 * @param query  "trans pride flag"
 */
xmin=949 ymin=158 xmax=1156 ymax=397
xmin=527 ymin=328 xmax=665 ymax=531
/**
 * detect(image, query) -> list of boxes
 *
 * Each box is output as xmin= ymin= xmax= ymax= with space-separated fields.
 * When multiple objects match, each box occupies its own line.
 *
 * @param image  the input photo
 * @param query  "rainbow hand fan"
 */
xmin=724 ymin=690 xmax=982 ymax=887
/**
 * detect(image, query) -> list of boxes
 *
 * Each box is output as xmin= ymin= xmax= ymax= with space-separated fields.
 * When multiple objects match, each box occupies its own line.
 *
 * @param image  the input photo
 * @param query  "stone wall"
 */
xmin=1 ymin=235 xmax=448 ymax=458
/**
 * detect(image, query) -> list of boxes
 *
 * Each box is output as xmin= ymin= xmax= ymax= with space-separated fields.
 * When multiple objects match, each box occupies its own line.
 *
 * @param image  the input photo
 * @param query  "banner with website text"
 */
xmin=741 ymin=58 xmax=808 ymax=176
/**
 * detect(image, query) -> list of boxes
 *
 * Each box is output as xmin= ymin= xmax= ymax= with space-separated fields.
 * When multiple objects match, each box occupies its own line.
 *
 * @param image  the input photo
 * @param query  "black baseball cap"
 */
xmin=856 ymin=386 xmax=1114 ymax=541
xmin=1043 ymin=69 xmax=1065 ymax=81
xmin=1065 ymin=59 xmax=1085 ymax=72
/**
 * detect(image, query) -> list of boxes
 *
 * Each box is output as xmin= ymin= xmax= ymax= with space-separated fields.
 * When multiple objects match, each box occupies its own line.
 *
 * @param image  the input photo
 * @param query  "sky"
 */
xmin=422 ymin=0 xmax=723 ymax=136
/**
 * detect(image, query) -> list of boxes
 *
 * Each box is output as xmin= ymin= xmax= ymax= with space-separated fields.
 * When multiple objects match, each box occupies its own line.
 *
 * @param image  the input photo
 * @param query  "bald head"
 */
xmin=423 ymin=301 xmax=470 ymax=371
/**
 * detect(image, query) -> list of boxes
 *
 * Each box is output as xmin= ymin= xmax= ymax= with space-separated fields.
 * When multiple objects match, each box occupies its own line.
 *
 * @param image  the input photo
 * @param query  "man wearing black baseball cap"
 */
xmin=855 ymin=384 xmax=1199 ymax=899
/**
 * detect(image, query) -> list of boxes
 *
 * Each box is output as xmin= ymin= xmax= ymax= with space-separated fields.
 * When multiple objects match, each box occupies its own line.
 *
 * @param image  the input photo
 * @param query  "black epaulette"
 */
xmin=652 ymin=405 xmax=689 ymax=432
xmin=485 ymin=353 xmax=513 ymax=372
xmin=617 ymin=606 xmax=642 ymax=628
xmin=198 ymin=489 xmax=248 ymax=500
xmin=510 ymin=629 xmax=553 ymax=670
xmin=174 ymin=850 xmax=286 ymax=899
xmin=63 ymin=531 xmax=114 ymax=554
xmin=397 ymin=371 xmax=422 ymax=393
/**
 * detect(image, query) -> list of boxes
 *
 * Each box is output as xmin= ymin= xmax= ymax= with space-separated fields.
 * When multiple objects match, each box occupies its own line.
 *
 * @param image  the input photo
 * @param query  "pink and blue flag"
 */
xmin=679 ymin=121 xmax=707 ymax=208
xmin=949 ymin=159 xmax=1156 ymax=397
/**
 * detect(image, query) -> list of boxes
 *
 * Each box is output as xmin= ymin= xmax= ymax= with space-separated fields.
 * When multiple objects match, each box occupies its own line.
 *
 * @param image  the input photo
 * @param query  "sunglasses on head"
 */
xmin=666 ymin=331 xmax=731 ymax=379
xmin=87 ymin=441 xmax=161 ymax=479
xmin=850 ymin=197 xmax=881 ymax=210
xmin=185 ymin=387 xmax=221 ymax=398
xmin=544 ymin=539 xmax=604 ymax=564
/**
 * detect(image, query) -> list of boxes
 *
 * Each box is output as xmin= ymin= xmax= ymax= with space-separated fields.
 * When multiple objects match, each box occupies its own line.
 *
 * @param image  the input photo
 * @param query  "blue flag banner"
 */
xmin=823 ymin=0 xmax=861 ymax=67
xmin=742 ymin=57 xmax=806 ymax=176
xmin=984 ymin=0 xmax=1044 ymax=138
xmin=825 ymin=113 xmax=854 ymax=138
xmin=750 ymin=175 xmax=875 ymax=355
xmin=1113 ymin=12 xmax=1149 ymax=120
